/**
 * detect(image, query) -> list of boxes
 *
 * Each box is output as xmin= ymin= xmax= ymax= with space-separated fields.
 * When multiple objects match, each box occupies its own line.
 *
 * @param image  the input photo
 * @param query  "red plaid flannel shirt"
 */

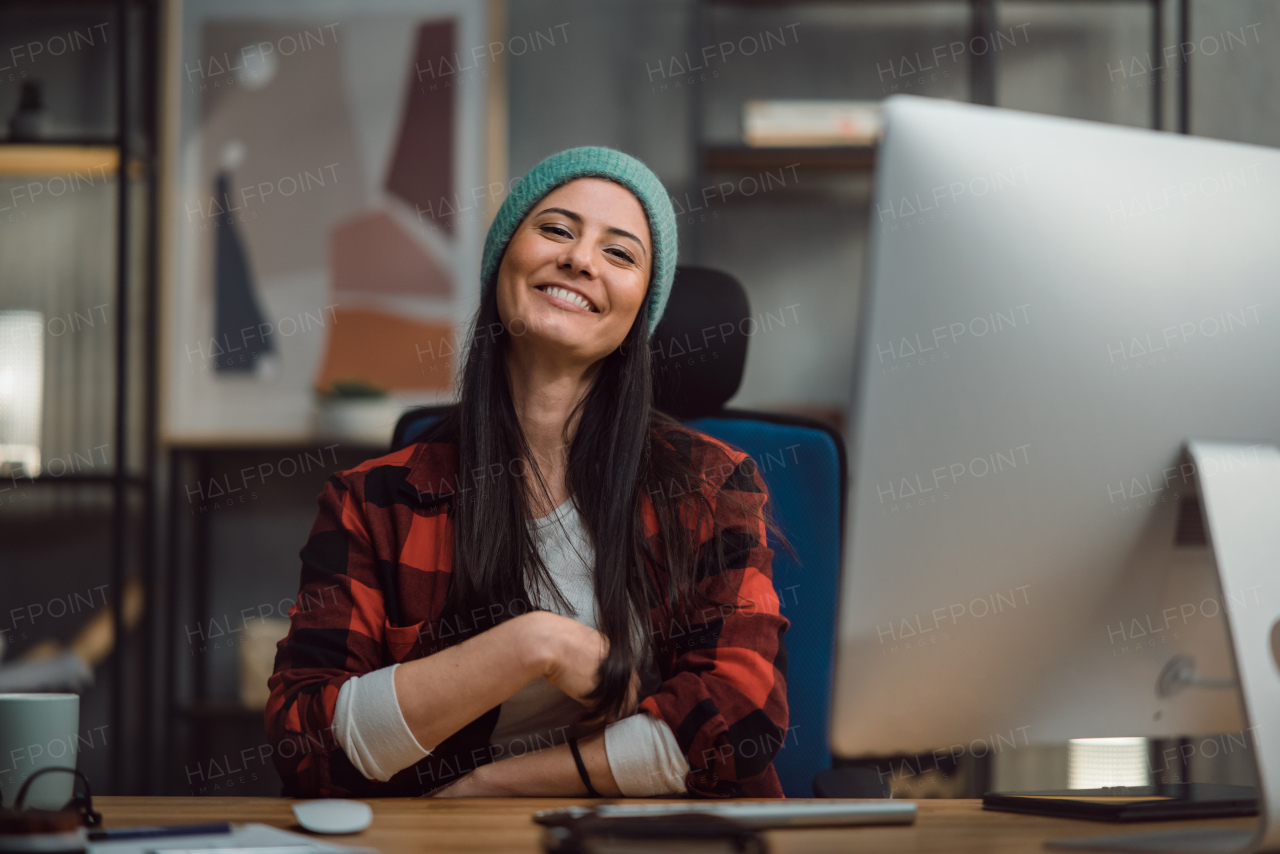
xmin=265 ymin=423 xmax=789 ymax=798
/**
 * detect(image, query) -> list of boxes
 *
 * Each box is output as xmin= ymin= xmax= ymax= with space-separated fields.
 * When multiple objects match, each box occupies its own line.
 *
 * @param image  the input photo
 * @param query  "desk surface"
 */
xmin=94 ymin=797 xmax=1256 ymax=854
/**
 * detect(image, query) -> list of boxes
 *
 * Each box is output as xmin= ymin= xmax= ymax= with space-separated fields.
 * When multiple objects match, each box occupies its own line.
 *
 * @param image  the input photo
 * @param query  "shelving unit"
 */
xmin=0 ymin=0 xmax=160 ymax=796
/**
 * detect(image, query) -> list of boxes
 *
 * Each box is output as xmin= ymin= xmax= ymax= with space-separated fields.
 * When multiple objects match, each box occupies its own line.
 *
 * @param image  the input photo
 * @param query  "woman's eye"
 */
xmin=539 ymin=223 xmax=634 ymax=263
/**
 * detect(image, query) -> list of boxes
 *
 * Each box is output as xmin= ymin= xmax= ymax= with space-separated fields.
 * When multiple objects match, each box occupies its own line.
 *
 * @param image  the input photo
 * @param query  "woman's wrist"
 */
xmin=447 ymin=733 xmax=621 ymax=797
xmin=464 ymin=761 xmax=502 ymax=796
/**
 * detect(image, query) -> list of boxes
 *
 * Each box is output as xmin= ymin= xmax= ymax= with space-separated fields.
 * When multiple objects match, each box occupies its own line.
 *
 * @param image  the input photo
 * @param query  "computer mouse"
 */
xmin=292 ymin=799 xmax=373 ymax=834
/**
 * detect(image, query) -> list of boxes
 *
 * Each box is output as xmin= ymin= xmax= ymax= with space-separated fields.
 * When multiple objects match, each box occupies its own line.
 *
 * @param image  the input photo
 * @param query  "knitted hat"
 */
xmin=480 ymin=146 xmax=677 ymax=335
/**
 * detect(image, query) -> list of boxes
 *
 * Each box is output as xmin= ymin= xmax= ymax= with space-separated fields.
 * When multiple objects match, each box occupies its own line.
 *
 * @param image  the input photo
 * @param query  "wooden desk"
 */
xmin=94 ymin=797 xmax=1257 ymax=853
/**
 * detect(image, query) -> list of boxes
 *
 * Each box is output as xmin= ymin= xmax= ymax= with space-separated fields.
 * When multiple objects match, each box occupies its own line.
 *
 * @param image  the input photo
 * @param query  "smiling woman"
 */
xmin=494 ymin=178 xmax=653 ymax=386
xmin=266 ymin=146 xmax=793 ymax=801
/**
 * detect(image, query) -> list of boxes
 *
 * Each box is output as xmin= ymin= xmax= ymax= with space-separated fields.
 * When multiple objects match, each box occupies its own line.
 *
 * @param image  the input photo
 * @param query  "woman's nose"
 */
xmin=558 ymin=241 xmax=595 ymax=277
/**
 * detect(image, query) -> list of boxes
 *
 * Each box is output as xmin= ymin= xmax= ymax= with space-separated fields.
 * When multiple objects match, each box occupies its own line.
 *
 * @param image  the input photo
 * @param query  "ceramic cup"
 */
xmin=0 ymin=693 xmax=80 ymax=809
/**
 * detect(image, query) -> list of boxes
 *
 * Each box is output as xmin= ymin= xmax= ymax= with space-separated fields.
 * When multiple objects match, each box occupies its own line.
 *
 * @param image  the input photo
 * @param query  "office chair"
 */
xmin=390 ymin=265 xmax=850 ymax=798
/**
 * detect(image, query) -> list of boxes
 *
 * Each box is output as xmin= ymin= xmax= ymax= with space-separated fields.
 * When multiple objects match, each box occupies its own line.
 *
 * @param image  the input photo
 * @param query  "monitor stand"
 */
xmin=1047 ymin=442 xmax=1280 ymax=853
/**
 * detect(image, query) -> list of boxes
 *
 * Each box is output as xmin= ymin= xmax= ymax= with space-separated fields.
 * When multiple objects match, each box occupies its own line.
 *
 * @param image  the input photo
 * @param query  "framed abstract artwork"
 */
xmin=160 ymin=0 xmax=500 ymax=442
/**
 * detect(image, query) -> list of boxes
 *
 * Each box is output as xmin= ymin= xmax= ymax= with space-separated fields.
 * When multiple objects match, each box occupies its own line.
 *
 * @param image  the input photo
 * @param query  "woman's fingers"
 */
xmin=577 ymin=668 xmax=642 ymax=727
xmin=624 ymin=669 xmax=642 ymax=715
xmin=540 ymin=615 xmax=644 ymax=725
xmin=612 ymin=669 xmax=643 ymax=721
xmin=543 ymin=615 xmax=611 ymax=704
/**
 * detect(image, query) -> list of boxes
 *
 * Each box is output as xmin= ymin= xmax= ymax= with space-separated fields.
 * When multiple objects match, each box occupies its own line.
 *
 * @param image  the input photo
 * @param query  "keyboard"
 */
xmin=533 ymin=799 xmax=917 ymax=829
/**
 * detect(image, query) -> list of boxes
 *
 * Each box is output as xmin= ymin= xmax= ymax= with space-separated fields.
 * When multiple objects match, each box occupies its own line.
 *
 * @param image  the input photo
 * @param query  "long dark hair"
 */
xmin=428 ymin=270 xmax=795 ymax=721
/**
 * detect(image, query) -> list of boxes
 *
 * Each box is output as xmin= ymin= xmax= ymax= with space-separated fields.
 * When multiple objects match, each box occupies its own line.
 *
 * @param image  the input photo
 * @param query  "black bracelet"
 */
xmin=568 ymin=736 xmax=601 ymax=798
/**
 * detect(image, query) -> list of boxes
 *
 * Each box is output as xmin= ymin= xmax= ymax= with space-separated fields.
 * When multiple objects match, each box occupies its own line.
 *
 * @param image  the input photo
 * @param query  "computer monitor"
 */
xmin=831 ymin=95 xmax=1279 ymax=763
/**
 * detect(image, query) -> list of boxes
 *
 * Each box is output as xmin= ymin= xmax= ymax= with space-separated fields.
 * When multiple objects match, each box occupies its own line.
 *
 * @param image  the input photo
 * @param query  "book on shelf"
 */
xmin=742 ymin=99 xmax=882 ymax=147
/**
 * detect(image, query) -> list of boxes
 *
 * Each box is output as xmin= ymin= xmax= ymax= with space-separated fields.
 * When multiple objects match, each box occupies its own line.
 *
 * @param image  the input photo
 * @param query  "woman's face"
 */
xmin=495 ymin=177 xmax=652 ymax=366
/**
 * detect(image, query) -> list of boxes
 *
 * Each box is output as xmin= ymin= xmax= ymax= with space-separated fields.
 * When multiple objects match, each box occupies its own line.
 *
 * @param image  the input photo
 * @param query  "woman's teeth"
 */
xmin=542 ymin=286 xmax=595 ymax=312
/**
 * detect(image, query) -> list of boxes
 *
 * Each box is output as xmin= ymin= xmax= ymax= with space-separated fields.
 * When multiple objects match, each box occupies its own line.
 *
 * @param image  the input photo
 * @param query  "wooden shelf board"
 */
xmin=0 ymin=144 xmax=144 ymax=177
xmin=703 ymin=144 xmax=877 ymax=172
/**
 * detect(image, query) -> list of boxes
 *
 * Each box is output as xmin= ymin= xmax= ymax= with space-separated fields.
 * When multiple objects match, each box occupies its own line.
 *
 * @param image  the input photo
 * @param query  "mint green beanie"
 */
xmin=480 ymin=146 xmax=677 ymax=336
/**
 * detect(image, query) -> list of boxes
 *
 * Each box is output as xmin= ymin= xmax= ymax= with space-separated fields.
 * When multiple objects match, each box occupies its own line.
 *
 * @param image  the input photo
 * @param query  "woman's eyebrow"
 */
xmin=534 ymin=206 xmax=648 ymax=259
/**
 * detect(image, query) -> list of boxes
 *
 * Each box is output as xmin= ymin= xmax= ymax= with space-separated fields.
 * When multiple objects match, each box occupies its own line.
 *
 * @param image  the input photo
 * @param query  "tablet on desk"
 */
xmin=534 ymin=799 xmax=917 ymax=830
xmin=982 ymin=783 xmax=1258 ymax=822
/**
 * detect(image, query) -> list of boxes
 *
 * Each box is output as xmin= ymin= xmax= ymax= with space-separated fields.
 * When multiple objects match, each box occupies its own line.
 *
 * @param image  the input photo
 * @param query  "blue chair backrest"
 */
xmin=390 ymin=405 xmax=846 ymax=798
xmin=683 ymin=411 xmax=844 ymax=798
xmin=393 ymin=408 xmax=449 ymax=448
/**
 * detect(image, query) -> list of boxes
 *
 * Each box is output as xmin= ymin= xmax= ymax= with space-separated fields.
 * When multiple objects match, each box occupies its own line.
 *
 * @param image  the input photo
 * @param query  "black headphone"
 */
xmin=1 ymin=767 xmax=103 ymax=828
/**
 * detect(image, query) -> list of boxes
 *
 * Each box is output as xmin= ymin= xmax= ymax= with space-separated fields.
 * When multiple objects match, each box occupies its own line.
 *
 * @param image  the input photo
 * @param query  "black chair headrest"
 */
xmin=650 ymin=265 xmax=750 ymax=419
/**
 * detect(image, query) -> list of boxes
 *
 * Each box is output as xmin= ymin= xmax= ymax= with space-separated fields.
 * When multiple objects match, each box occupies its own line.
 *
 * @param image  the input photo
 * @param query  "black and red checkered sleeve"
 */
xmin=640 ymin=441 xmax=791 ymax=798
xmin=264 ymin=471 xmax=392 ymax=797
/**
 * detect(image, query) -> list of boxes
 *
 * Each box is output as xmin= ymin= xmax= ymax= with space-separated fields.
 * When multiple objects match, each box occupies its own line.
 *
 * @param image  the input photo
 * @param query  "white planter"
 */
xmin=313 ymin=397 xmax=403 ymax=447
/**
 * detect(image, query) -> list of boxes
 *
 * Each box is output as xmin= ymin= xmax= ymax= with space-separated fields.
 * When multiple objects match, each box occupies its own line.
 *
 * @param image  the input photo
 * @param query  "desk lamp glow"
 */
xmin=0 ymin=310 xmax=43 ymax=478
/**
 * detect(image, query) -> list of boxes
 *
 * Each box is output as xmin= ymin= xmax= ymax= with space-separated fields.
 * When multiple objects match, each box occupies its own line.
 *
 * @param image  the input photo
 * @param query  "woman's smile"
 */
xmin=535 ymin=283 xmax=600 ymax=314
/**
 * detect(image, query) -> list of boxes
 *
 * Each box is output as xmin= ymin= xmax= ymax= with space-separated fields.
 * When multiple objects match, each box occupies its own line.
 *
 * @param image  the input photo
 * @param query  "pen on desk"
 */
xmin=87 ymin=823 xmax=234 ymax=842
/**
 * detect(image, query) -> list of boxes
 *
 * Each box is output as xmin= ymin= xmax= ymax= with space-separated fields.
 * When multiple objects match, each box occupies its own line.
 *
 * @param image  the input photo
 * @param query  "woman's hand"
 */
xmin=538 ymin=612 xmax=608 ymax=703
xmin=578 ymin=669 xmax=642 ymax=728
xmin=526 ymin=612 xmax=641 ymax=723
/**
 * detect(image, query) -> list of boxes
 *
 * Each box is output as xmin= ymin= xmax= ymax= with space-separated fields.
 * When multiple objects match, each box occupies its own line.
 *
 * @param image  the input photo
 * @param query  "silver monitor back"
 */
xmin=832 ymin=95 xmax=1279 ymax=758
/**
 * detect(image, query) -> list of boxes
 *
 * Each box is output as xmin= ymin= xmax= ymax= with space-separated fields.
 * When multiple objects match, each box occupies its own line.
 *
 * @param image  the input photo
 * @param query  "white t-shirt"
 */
xmin=331 ymin=496 xmax=689 ymax=795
